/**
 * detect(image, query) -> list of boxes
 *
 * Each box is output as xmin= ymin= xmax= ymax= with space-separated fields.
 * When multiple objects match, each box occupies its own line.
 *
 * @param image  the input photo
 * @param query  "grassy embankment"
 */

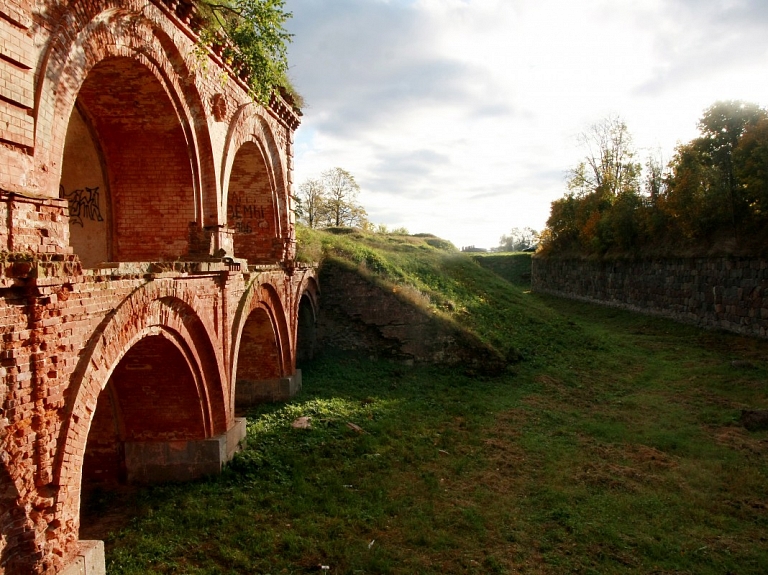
xmin=99 ymin=229 xmax=767 ymax=574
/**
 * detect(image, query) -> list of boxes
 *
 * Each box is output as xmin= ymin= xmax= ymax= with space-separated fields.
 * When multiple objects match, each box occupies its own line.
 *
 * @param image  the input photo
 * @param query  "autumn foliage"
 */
xmin=540 ymin=101 xmax=768 ymax=257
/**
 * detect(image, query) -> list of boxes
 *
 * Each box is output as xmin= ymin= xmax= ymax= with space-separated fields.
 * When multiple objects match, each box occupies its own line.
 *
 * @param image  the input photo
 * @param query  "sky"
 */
xmin=284 ymin=0 xmax=768 ymax=249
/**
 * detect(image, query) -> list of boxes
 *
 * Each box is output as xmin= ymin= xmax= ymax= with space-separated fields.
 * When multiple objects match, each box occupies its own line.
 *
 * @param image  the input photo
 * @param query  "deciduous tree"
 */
xmin=693 ymin=101 xmax=768 ymax=235
xmin=295 ymin=178 xmax=326 ymax=228
xmin=197 ymin=0 xmax=298 ymax=105
xmin=541 ymin=102 xmax=768 ymax=257
xmin=734 ymin=117 xmax=768 ymax=221
xmin=320 ymin=167 xmax=368 ymax=228
xmin=296 ymin=168 xmax=368 ymax=229
xmin=498 ymin=227 xmax=539 ymax=252
xmin=567 ymin=115 xmax=641 ymax=198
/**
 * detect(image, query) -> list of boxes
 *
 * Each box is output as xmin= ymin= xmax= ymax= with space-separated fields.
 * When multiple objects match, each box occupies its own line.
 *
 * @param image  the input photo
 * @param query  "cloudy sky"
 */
xmin=284 ymin=0 xmax=768 ymax=249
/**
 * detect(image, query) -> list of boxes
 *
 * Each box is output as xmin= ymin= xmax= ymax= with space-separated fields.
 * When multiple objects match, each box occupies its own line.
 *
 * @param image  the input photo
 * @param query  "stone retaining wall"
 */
xmin=531 ymin=256 xmax=768 ymax=338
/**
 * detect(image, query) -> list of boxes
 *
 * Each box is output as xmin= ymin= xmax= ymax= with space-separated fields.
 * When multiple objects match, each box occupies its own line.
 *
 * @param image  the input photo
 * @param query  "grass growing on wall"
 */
xmin=296 ymin=227 xmax=565 ymax=363
xmin=99 ymin=231 xmax=768 ymax=575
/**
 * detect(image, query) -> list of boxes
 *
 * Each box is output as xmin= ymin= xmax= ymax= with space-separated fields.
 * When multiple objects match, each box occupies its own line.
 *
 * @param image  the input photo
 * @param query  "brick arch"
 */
xmin=82 ymin=330 xmax=208 ymax=487
xmin=35 ymin=0 xmax=217 ymax=226
xmin=54 ymin=285 xmax=228 ymax=541
xmin=230 ymin=279 xmax=292 ymax=406
xmin=294 ymin=274 xmax=320 ymax=324
xmin=226 ymin=141 xmax=281 ymax=262
xmin=221 ymin=108 xmax=290 ymax=256
xmin=295 ymin=275 xmax=320 ymax=366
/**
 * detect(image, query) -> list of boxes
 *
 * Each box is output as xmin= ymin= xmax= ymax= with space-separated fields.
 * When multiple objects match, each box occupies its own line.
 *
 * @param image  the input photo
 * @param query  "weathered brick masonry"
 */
xmin=532 ymin=257 xmax=768 ymax=338
xmin=0 ymin=0 xmax=318 ymax=572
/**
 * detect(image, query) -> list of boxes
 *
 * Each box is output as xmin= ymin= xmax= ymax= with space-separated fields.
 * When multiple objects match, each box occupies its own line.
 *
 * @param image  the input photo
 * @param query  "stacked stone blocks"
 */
xmin=532 ymin=257 xmax=768 ymax=338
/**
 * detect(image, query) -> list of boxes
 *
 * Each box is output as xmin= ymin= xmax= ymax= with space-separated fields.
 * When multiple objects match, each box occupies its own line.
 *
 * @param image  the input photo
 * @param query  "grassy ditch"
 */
xmin=98 ymin=234 xmax=768 ymax=574
xmin=472 ymin=252 xmax=533 ymax=287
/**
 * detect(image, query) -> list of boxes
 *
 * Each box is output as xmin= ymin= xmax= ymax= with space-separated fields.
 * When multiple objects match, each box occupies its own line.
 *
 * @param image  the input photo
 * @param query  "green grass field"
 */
xmin=95 ymin=231 xmax=768 ymax=574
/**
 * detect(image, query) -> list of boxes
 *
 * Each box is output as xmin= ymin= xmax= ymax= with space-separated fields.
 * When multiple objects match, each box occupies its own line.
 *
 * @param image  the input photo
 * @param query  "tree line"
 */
xmin=294 ymin=167 xmax=368 ymax=229
xmin=294 ymin=167 xmax=409 ymax=234
xmin=539 ymin=101 xmax=768 ymax=257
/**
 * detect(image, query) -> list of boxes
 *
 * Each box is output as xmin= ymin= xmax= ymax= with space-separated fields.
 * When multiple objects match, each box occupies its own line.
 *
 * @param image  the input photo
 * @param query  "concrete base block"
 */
xmin=124 ymin=418 xmax=247 ymax=483
xmin=226 ymin=417 xmax=247 ymax=460
xmin=61 ymin=540 xmax=105 ymax=575
xmin=236 ymin=369 xmax=302 ymax=406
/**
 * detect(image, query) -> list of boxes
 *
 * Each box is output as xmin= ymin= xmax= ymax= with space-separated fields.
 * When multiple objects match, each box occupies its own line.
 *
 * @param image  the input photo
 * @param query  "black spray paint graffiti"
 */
xmin=227 ymin=201 xmax=269 ymax=234
xmin=60 ymin=185 xmax=104 ymax=227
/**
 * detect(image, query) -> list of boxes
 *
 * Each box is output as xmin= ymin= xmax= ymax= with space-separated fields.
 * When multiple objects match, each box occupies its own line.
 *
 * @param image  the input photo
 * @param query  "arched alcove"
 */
xmin=81 ymin=334 xmax=207 ymax=489
xmin=59 ymin=105 xmax=109 ymax=267
xmin=59 ymin=56 xmax=196 ymax=264
xmin=234 ymin=307 xmax=283 ymax=409
xmin=296 ymin=294 xmax=317 ymax=367
xmin=227 ymin=142 xmax=279 ymax=263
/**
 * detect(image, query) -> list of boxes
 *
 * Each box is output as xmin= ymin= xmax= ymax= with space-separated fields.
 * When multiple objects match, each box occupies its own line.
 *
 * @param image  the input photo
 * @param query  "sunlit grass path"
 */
xmin=102 ymin=288 xmax=768 ymax=574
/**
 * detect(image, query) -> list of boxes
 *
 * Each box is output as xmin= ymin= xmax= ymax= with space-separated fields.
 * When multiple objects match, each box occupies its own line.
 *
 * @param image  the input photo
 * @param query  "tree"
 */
xmin=540 ymin=101 xmax=768 ymax=257
xmin=567 ymin=115 xmax=642 ymax=199
xmin=319 ymin=167 xmax=368 ymax=228
xmin=734 ymin=117 xmax=768 ymax=222
xmin=498 ymin=227 xmax=539 ymax=252
xmin=197 ymin=0 xmax=297 ymax=105
xmin=644 ymin=150 xmax=666 ymax=202
xmin=295 ymin=168 xmax=368 ymax=229
xmin=295 ymin=178 xmax=326 ymax=228
xmin=697 ymin=101 xmax=767 ymax=164
xmin=693 ymin=101 xmax=768 ymax=235
xmin=657 ymin=101 xmax=768 ymax=245
xmin=541 ymin=194 xmax=579 ymax=254
xmin=540 ymin=116 xmax=658 ymax=255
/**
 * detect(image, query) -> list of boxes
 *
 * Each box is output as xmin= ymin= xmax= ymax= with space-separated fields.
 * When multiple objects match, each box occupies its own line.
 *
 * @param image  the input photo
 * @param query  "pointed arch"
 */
xmin=54 ymin=283 xmax=228 ymax=537
xmin=35 ymin=0 xmax=218 ymax=238
xmin=230 ymin=278 xmax=293 ymax=407
xmin=221 ymin=106 xmax=292 ymax=260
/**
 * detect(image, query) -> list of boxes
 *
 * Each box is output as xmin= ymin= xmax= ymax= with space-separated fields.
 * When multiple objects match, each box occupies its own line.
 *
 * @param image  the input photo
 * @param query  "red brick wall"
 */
xmin=111 ymin=334 xmax=207 ymax=440
xmin=82 ymin=384 xmax=123 ymax=485
xmin=227 ymin=142 xmax=279 ymax=262
xmin=0 ymin=192 xmax=72 ymax=254
xmin=77 ymin=57 xmax=195 ymax=261
xmin=236 ymin=307 xmax=282 ymax=383
xmin=0 ymin=0 xmax=34 ymax=156
xmin=0 ymin=262 xmax=316 ymax=573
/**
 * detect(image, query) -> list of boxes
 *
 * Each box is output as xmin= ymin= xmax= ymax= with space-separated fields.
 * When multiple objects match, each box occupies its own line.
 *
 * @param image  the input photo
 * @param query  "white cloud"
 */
xmin=285 ymin=0 xmax=768 ymax=249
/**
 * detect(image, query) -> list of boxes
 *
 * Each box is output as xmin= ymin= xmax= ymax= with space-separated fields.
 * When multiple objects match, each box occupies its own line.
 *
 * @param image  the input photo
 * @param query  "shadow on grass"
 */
xmin=101 ymin=304 xmax=768 ymax=575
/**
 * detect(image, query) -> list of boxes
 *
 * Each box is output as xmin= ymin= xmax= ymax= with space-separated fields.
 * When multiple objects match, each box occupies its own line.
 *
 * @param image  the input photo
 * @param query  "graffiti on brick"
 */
xmin=227 ymin=195 xmax=269 ymax=234
xmin=60 ymin=185 xmax=104 ymax=227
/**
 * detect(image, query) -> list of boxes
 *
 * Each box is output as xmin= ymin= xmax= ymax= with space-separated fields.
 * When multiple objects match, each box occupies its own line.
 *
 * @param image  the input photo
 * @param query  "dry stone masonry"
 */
xmin=0 ymin=0 xmax=318 ymax=572
xmin=532 ymin=257 xmax=768 ymax=338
